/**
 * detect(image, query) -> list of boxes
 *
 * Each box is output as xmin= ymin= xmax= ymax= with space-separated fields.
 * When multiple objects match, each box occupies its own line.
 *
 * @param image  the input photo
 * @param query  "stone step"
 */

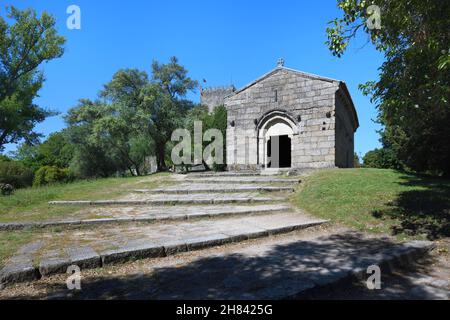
xmin=135 ymin=236 xmax=435 ymax=299
xmin=0 ymin=204 xmax=293 ymax=230
xmin=134 ymin=184 xmax=295 ymax=194
xmin=48 ymin=195 xmax=285 ymax=207
xmin=0 ymin=212 xmax=328 ymax=285
xmin=183 ymin=177 xmax=301 ymax=184
xmin=187 ymin=172 xmax=261 ymax=177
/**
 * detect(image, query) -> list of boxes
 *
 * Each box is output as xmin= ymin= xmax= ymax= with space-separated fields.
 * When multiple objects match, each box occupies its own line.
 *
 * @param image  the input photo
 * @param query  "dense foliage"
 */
xmin=13 ymin=131 xmax=75 ymax=171
xmin=0 ymin=6 xmax=65 ymax=151
xmin=183 ymin=104 xmax=228 ymax=171
xmin=65 ymin=57 xmax=198 ymax=176
xmin=32 ymin=165 xmax=72 ymax=187
xmin=0 ymin=7 xmax=224 ymax=186
xmin=363 ymin=148 xmax=402 ymax=170
xmin=327 ymin=0 xmax=450 ymax=176
xmin=0 ymin=160 xmax=33 ymax=188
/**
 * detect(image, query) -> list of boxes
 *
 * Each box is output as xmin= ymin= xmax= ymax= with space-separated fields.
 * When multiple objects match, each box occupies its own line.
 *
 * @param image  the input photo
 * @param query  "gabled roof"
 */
xmin=233 ymin=66 xmax=340 ymax=95
xmin=227 ymin=65 xmax=359 ymax=130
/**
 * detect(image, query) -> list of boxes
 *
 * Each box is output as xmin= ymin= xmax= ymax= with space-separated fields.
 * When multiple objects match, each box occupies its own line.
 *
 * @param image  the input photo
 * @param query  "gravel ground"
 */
xmin=298 ymin=238 xmax=450 ymax=300
xmin=0 ymin=224 xmax=340 ymax=299
xmin=1 ymin=224 xmax=448 ymax=300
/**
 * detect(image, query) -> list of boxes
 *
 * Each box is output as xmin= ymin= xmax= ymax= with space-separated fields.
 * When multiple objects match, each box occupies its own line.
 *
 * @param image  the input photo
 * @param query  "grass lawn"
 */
xmin=294 ymin=168 xmax=450 ymax=240
xmin=0 ymin=230 xmax=35 ymax=269
xmin=0 ymin=173 xmax=170 ymax=223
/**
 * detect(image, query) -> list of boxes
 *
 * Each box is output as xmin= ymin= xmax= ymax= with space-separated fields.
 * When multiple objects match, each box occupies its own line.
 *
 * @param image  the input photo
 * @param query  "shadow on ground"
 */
xmin=372 ymin=174 xmax=450 ymax=240
xmin=2 ymin=232 xmax=442 ymax=300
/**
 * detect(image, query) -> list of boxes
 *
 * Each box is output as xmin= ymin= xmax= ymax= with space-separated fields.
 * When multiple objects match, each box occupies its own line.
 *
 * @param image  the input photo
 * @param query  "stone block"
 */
xmin=39 ymin=257 xmax=71 ymax=276
xmin=0 ymin=257 xmax=39 ymax=284
xmin=101 ymin=243 xmax=165 ymax=265
xmin=65 ymin=246 xmax=101 ymax=269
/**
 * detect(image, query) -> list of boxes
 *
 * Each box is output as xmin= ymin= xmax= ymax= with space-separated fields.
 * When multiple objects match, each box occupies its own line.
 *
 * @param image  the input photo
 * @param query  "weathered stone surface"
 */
xmin=224 ymin=65 xmax=358 ymax=170
xmin=0 ymin=256 xmax=39 ymax=284
xmin=184 ymin=177 xmax=301 ymax=184
xmin=185 ymin=234 xmax=232 ymax=250
xmin=101 ymin=244 xmax=165 ymax=265
xmin=135 ymin=184 xmax=295 ymax=194
xmin=140 ymin=233 xmax=434 ymax=299
xmin=65 ymin=246 xmax=101 ymax=269
xmin=48 ymin=194 xmax=283 ymax=206
xmin=39 ymin=257 xmax=71 ymax=276
xmin=17 ymin=240 xmax=44 ymax=255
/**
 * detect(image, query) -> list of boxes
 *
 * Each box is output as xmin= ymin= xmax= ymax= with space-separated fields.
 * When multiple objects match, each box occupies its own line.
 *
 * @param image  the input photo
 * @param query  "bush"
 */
xmin=363 ymin=148 xmax=403 ymax=170
xmin=212 ymin=162 xmax=226 ymax=172
xmin=0 ymin=160 xmax=34 ymax=188
xmin=0 ymin=183 xmax=14 ymax=196
xmin=33 ymin=166 xmax=73 ymax=187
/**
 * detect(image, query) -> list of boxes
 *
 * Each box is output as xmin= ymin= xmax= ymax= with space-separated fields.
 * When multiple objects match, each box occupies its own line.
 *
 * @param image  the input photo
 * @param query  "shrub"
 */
xmin=0 ymin=160 xmax=34 ymax=188
xmin=212 ymin=162 xmax=226 ymax=172
xmin=0 ymin=183 xmax=14 ymax=196
xmin=363 ymin=148 xmax=403 ymax=170
xmin=33 ymin=166 xmax=73 ymax=187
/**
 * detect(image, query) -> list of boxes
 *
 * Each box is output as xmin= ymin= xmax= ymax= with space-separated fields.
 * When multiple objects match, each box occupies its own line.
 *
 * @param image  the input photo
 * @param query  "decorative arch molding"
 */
xmin=255 ymin=109 xmax=299 ymax=168
xmin=256 ymin=109 xmax=298 ymax=132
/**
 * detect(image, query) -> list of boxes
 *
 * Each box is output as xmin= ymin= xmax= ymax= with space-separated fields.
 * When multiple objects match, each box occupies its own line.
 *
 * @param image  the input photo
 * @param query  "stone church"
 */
xmin=200 ymin=59 xmax=359 ymax=171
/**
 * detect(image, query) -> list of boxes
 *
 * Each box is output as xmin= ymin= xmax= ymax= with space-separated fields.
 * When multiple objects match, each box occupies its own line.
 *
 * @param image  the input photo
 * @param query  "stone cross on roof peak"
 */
xmin=277 ymin=58 xmax=285 ymax=67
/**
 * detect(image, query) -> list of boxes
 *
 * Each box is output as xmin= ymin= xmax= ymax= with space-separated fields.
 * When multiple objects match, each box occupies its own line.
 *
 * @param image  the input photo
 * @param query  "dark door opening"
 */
xmin=267 ymin=135 xmax=291 ymax=168
xmin=279 ymin=135 xmax=291 ymax=168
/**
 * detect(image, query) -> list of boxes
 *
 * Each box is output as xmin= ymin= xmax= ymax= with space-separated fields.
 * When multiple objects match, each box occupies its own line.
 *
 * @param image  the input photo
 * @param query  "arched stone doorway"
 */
xmin=257 ymin=111 xmax=297 ymax=169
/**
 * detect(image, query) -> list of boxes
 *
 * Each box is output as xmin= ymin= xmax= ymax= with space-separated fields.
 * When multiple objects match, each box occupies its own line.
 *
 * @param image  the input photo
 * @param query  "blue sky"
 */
xmin=2 ymin=0 xmax=384 ymax=157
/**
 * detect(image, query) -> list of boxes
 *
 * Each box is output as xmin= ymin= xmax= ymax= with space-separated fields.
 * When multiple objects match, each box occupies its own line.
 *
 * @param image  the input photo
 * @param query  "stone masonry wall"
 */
xmin=200 ymin=86 xmax=236 ymax=113
xmin=225 ymin=68 xmax=341 ymax=170
xmin=335 ymin=92 xmax=355 ymax=168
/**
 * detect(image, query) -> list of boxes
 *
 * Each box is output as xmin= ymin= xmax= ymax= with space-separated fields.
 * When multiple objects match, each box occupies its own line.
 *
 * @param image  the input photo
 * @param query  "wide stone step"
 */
xmin=0 ymin=204 xmax=293 ymax=230
xmin=0 ymin=212 xmax=328 ymax=285
xmin=135 ymin=184 xmax=295 ymax=194
xmin=183 ymin=177 xmax=301 ymax=184
xmin=187 ymin=172 xmax=261 ymax=177
xmin=137 ymin=236 xmax=435 ymax=299
xmin=49 ymin=194 xmax=285 ymax=206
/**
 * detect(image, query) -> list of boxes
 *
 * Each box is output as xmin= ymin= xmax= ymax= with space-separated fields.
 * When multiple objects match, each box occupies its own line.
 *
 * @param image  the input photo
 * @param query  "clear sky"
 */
xmin=2 ymin=0 xmax=384 ymax=157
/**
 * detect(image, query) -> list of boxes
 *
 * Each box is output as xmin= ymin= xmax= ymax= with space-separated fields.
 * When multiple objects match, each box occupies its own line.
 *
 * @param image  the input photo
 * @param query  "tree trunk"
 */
xmin=134 ymin=164 xmax=141 ymax=176
xmin=156 ymin=145 xmax=166 ymax=171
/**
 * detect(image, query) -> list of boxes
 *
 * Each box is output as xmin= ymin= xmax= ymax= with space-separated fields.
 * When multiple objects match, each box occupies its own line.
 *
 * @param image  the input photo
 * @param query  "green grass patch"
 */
xmin=0 ymin=173 xmax=170 ymax=223
xmin=0 ymin=230 xmax=35 ymax=268
xmin=293 ymin=168 xmax=450 ymax=240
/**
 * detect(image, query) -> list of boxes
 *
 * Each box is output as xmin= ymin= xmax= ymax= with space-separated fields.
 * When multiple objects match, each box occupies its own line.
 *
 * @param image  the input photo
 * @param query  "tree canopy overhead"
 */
xmin=0 ymin=6 xmax=65 ymax=151
xmin=327 ymin=0 xmax=450 ymax=175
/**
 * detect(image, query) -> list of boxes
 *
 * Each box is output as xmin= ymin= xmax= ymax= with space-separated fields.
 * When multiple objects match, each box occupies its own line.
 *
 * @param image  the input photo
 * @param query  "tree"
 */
xmin=151 ymin=56 xmax=198 ymax=99
xmin=353 ymin=153 xmax=361 ymax=168
xmin=65 ymin=99 xmax=126 ymax=178
xmin=99 ymin=69 xmax=151 ymax=176
xmin=0 ymin=6 xmax=65 ymax=151
xmin=363 ymin=148 xmax=402 ymax=170
xmin=13 ymin=131 xmax=75 ymax=171
xmin=326 ymin=0 xmax=450 ymax=176
xmin=65 ymin=58 xmax=197 ymax=175
xmin=149 ymin=57 xmax=198 ymax=169
xmin=183 ymin=104 xmax=227 ymax=170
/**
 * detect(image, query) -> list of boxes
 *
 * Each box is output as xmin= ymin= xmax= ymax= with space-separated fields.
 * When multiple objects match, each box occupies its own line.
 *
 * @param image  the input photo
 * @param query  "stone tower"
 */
xmin=200 ymin=86 xmax=236 ymax=113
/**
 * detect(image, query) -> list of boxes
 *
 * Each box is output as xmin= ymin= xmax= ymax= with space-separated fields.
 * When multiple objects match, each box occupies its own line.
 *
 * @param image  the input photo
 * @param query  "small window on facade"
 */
xmin=274 ymin=90 xmax=278 ymax=102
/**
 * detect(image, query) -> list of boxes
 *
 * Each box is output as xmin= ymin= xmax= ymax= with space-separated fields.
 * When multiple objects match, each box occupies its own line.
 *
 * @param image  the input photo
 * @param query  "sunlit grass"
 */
xmin=293 ymin=168 xmax=450 ymax=240
xmin=0 ymin=173 xmax=170 ymax=222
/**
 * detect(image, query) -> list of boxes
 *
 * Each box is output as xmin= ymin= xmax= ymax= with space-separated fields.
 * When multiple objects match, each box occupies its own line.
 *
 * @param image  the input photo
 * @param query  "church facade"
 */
xmin=200 ymin=60 xmax=359 ymax=171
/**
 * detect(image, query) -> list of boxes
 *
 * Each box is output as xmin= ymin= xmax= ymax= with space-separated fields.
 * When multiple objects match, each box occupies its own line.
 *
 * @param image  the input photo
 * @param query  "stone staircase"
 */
xmin=0 ymin=171 xmax=438 ymax=299
xmin=1 ymin=171 xmax=329 ymax=285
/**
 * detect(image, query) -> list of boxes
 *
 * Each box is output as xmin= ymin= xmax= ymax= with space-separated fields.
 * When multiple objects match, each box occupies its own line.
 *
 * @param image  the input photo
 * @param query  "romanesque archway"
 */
xmin=257 ymin=111 xmax=298 ymax=168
